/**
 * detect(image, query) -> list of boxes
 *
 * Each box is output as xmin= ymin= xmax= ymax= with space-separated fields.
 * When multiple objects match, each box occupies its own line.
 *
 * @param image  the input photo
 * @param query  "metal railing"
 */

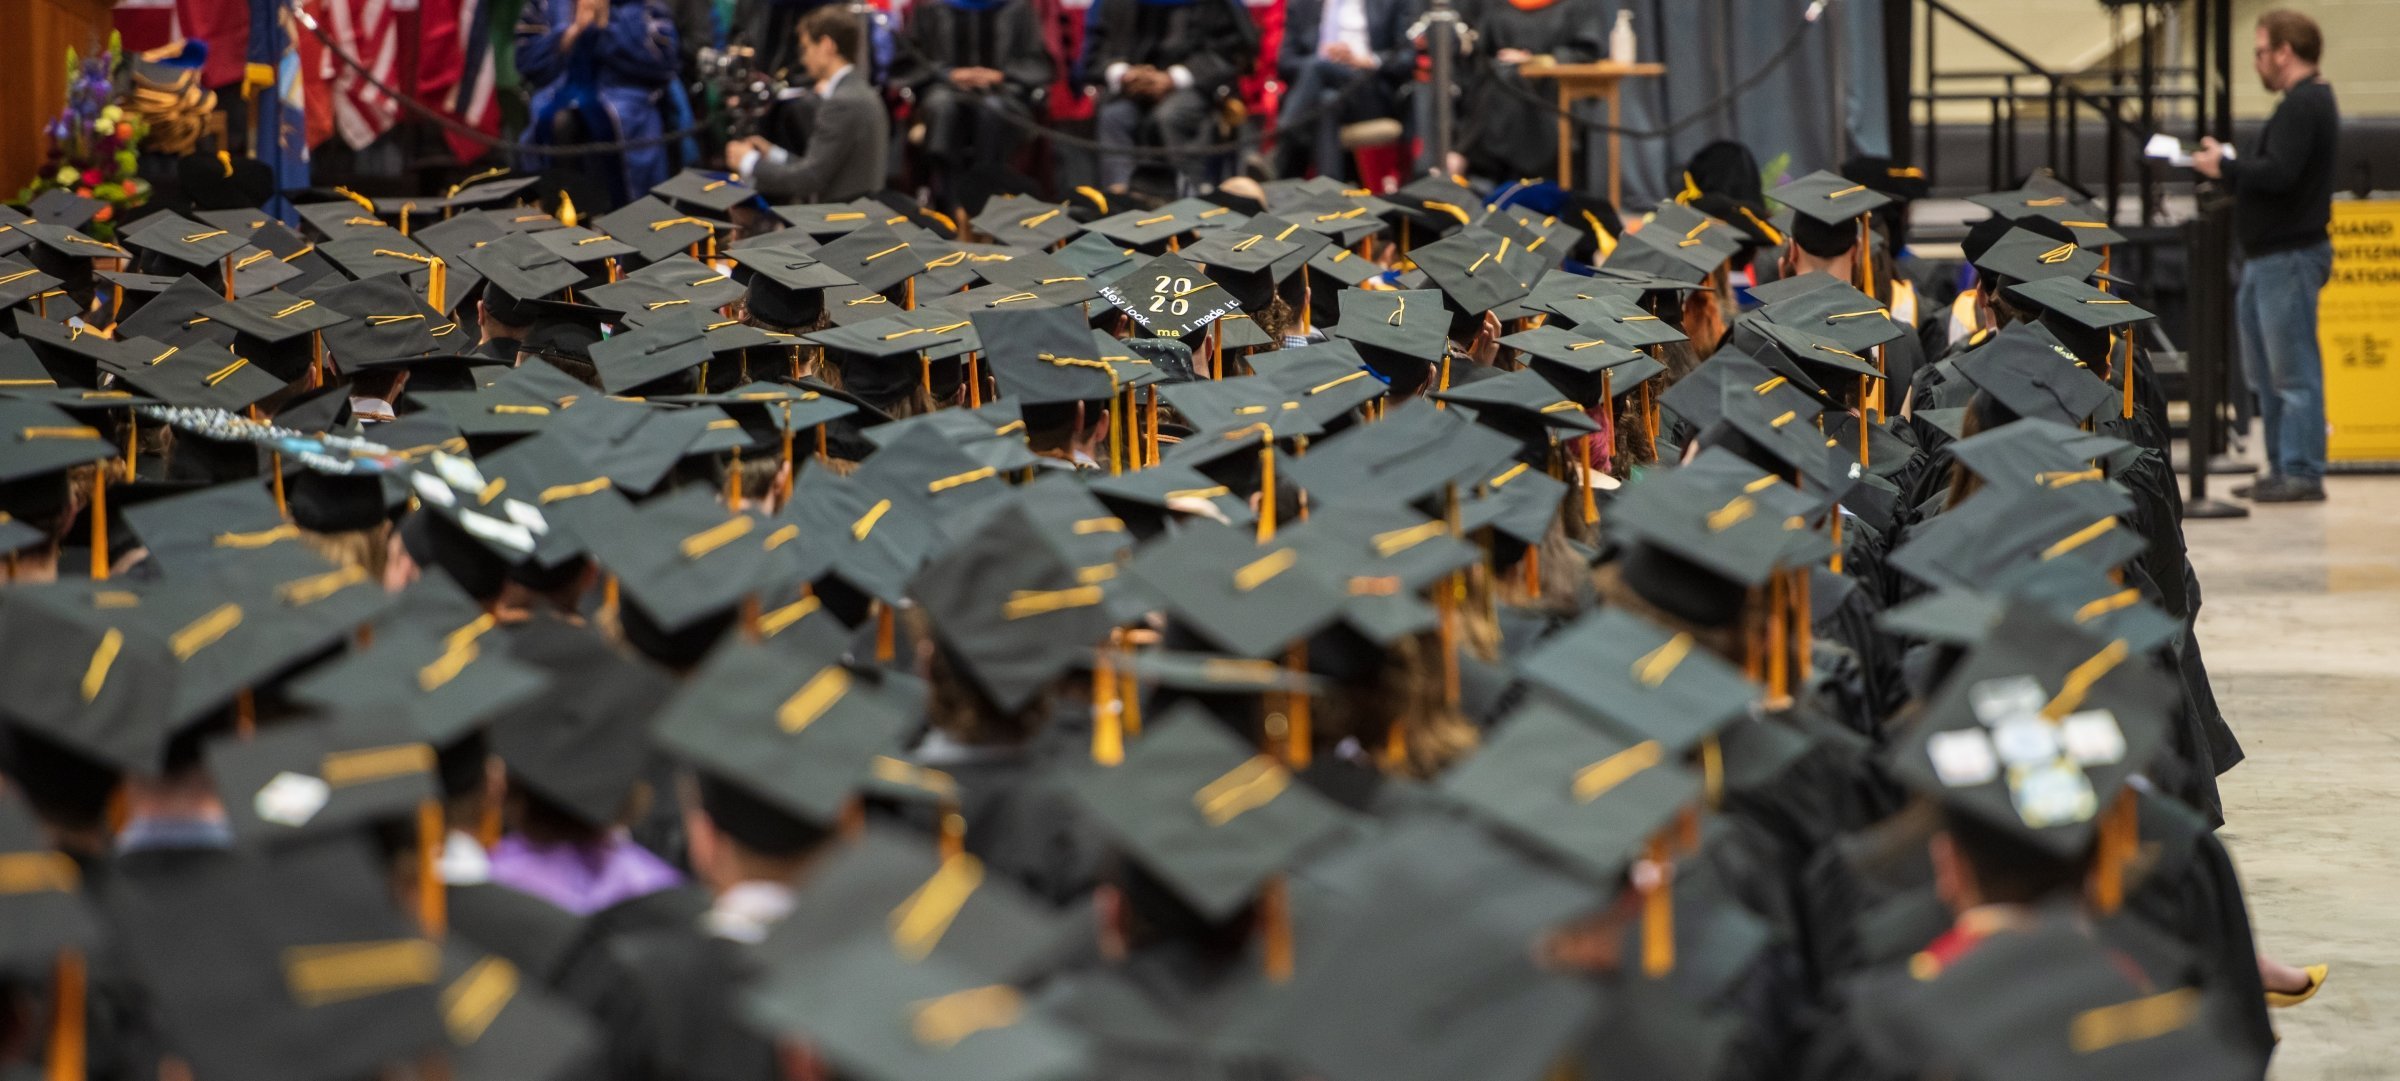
xmin=1910 ymin=0 xmax=2217 ymax=226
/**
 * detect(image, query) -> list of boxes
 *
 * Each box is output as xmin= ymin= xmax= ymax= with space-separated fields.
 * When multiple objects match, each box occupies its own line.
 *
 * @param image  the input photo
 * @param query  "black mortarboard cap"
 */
xmin=651 ymin=169 xmax=760 ymax=215
xmin=1124 ymin=519 xmax=1348 ymax=659
xmin=1068 ymin=703 xmax=1355 ymax=919
xmin=1441 ymin=697 xmax=1699 ymax=882
xmin=1973 ymin=225 xmax=2103 ymax=285
xmin=1517 ymin=607 xmax=1756 ymax=753
xmin=1771 ymin=169 xmax=1894 ymax=227
xmin=592 ymin=196 xmax=730 ymax=265
xmin=655 ymin=636 xmax=910 ymax=824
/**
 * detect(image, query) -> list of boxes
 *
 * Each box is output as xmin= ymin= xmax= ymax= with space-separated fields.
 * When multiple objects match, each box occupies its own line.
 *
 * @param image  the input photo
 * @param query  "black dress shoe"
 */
xmin=2249 ymin=476 xmax=2326 ymax=503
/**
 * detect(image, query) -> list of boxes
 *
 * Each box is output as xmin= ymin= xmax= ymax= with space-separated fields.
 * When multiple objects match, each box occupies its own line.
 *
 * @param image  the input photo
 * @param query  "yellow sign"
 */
xmin=2321 ymin=200 xmax=2400 ymax=461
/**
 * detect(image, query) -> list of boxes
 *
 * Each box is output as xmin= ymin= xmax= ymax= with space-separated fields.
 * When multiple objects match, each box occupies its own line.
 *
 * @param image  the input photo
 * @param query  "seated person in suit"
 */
xmin=1274 ymin=0 xmax=1419 ymax=182
xmin=891 ymin=0 xmax=1055 ymax=215
xmin=727 ymin=6 xmax=891 ymax=203
xmin=1087 ymin=0 xmax=1260 ymax=196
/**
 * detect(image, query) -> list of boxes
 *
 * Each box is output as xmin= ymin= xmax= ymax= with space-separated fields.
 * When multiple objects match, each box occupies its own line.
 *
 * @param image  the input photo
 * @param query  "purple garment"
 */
xmin=487 ymin=832 xmax=685 ymax=916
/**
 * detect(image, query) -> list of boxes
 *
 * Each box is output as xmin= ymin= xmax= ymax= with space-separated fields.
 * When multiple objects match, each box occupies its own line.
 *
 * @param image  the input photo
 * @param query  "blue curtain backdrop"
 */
xmin=1606 ymin=0 xmax=1889 ymax=205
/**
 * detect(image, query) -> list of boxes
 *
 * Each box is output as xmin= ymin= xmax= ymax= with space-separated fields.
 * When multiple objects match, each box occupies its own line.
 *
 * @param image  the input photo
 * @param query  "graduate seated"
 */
xmin=1086 ymin=0 xmax=1262 ymax=198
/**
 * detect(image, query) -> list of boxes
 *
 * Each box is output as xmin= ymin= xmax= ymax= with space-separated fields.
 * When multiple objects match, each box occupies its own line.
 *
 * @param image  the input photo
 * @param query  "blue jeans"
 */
xmin=2234 ymin=240 xmax=2333 ymax=481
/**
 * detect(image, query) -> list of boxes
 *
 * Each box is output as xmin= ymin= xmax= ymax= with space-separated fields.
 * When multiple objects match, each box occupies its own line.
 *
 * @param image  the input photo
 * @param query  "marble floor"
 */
xmin=2186 ymin=471 xmax=2400 ymax=1079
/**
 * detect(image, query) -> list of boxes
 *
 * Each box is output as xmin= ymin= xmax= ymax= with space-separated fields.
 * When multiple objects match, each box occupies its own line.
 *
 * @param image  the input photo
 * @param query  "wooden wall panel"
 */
xmin=3 ymin=0 xmax=119 ymax=200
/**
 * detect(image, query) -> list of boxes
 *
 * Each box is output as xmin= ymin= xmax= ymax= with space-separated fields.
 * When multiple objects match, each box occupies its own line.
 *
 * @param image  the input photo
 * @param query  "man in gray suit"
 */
xmin=728 ymin=6 xmax=890 ymax=203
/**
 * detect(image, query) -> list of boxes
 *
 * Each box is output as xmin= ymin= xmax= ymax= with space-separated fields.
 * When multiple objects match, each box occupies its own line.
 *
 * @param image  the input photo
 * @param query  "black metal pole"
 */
xmin=1423 ymin=0 xmax=1460 ymax=173
xmin=1885 ymin=0 xmax=1912 ymax=162
xmin=2184 ymin=191 xmax=2248 ymax=518
xmin=2138 ymin=0 xmax=2158 ymax=225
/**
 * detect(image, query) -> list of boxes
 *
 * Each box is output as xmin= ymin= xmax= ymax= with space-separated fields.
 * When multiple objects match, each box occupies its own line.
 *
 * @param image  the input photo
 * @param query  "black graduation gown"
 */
xmin=911 ymin=736 xmax=1108 ymax=907
xmin=604 ymin=924 xmax=780 ymax=1081
xmin=448 ymin=881 xmax=591 ymax=988
xmin=1456 ymin=0 xmax=1605 ymax=179
xmin=1039 ymin=942 xmax=1285 ymax=1081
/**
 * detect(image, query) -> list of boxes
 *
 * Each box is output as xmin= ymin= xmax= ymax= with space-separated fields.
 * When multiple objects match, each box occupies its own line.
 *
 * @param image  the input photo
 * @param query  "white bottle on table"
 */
xmin=1610 ymin=10 xmax=1637 ymax=64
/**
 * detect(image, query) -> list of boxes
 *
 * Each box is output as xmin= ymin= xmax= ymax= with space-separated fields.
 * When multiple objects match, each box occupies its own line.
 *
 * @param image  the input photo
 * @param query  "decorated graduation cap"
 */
xmin=1891 ymin=604 xmax=2172 ymax=868
xmin=1102 ymin=253 xmax=1241 ymax=341
xmin=593 ymin=195 xmax=732 ymax=264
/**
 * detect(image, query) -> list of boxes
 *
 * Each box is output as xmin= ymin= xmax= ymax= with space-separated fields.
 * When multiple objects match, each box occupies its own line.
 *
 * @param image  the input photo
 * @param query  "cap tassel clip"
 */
xmin=86 ymin=464 xmax=107 ymax=582
xmin=1091 ymin=648 xmax=1124 ymax=766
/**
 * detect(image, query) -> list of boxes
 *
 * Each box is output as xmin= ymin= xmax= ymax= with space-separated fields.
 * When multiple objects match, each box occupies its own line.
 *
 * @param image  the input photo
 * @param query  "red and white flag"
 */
xmin=318 ymin=0 xmax=402 ymax=150
xmin=444 ymin=0 xmax=503 ymax=161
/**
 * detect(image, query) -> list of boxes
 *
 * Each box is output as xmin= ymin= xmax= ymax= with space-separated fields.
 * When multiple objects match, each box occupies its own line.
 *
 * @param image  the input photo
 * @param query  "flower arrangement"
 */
xmin=18 ymin=33 xmax=153 ymax=238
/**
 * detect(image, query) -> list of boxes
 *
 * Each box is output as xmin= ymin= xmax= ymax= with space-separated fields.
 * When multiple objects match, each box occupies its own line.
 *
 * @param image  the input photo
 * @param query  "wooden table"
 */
xmin=1516 ymin=62 xmax=1666 ymax=205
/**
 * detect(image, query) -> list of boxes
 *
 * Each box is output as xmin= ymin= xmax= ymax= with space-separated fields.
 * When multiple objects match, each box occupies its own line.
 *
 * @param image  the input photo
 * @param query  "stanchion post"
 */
xmin=2183 ymin=189 xmax=2248 ymax=520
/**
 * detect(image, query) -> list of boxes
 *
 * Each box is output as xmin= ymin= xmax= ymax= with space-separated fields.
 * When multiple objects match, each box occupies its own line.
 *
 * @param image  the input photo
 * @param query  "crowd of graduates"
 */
xmin=0 ymin=148 xmax=2316 ymax=1081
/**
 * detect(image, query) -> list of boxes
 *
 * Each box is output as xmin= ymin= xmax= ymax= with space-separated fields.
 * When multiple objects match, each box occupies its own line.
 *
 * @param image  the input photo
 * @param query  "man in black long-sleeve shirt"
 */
xmin=2195 ymin=8 xmax=2340 ymax=502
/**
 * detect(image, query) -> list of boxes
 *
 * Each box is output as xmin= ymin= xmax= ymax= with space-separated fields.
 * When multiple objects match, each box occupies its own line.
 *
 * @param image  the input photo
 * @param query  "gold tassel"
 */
xmin=1523 ymin=542 xmax=1541 ymax=599
xmin=779 ymin=405 xmax=797 ymax=504
xmin=2092 ymin=790 xmax=2139 ymax=914
xmin=727 ymin=448 xmax=744 ymax=509
xmin=221 ymin=254 xmax=236 ymax=301
xmin=967 ymin=354 xmax=983 ymax=408
xmin=1858 ymin=375 xmax=1872 ymax=464
xmin=1108 ymin=394 xmax=1124 ymax=477
xmin=1641 ymin=836 xmax=1674 ymax=977
xmin=86 ymin=466 xmax=107 ymax=581
xmin=1118 ymin=651 xmax=1142 ymax=738
xmin=47 ymin=950 xmax=82 ymax=1081
xmin=1091 ymin=649 xmax=1124 ymax=766
xmin=1829 ymin=510 xmax=1844 ymax=575
xmin=1765 ymin=576 xmax=1789 ymax=705
xmin=2119 ymin=328 xmax=2135 ymax=420
xmin=1701 ymin=736 xmax=1724 ymax=808
xmin=1793 ymin=570 xmax=1813 ymax=685
xmin=1144 ymin=388 xmax=1160 ymax=467
xmin=234 ymin=689 xmax=256 ymax=739
xmin=418 ymin=800 xmax=447 ymax=937
xmin=1256 ymin=443 xmax=1276 ymax=541
xmin=876 ymin=604 xmax=896 ymax=664
xmin=1284 ymin=643 xmax=1311 ymax=768
xmin=270 ymin=452 xmax=287 ymax=517
xmin=1260 ymin=876 xmax=1294 ymax=983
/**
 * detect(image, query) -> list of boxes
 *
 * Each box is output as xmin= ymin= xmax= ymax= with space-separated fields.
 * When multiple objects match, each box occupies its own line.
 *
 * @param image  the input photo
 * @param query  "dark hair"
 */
xmin=2257 ymin=10 xmax=2322 ymax=65
xmin=697 ymin=773 xmax=831 ymax=859
xmin=800 ymin=5 xmax=862 ymax=61
xmin=435 ymin=731 xmax=491 ymax=801
xmin=0 ymin=723 xmax=119 ymax=831
xmin=1021 ymin=400 xmax=1106 ymax=455
xmin=1790 ymin=213 xmax=1859 ymax=261
xmin=1106 ymin=851 xmax=1254 ymax=959
xmin=1940 ymin=805 xmax=2088 ymax=904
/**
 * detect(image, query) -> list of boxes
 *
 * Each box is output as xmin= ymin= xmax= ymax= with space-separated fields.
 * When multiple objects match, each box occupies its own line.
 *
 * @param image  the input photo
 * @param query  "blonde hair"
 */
xmin=302 ymin=525 xmax=392 ymax=582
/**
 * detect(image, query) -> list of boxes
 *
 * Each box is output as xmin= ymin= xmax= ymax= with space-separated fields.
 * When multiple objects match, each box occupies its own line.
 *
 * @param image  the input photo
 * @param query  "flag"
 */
xmin=319 ymin=0 xmax=402 ymax=150
xmin=245 ymin=0 xmax=310 ymax=222
xmin=444 ymin=0 xmax=503 ymax=161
